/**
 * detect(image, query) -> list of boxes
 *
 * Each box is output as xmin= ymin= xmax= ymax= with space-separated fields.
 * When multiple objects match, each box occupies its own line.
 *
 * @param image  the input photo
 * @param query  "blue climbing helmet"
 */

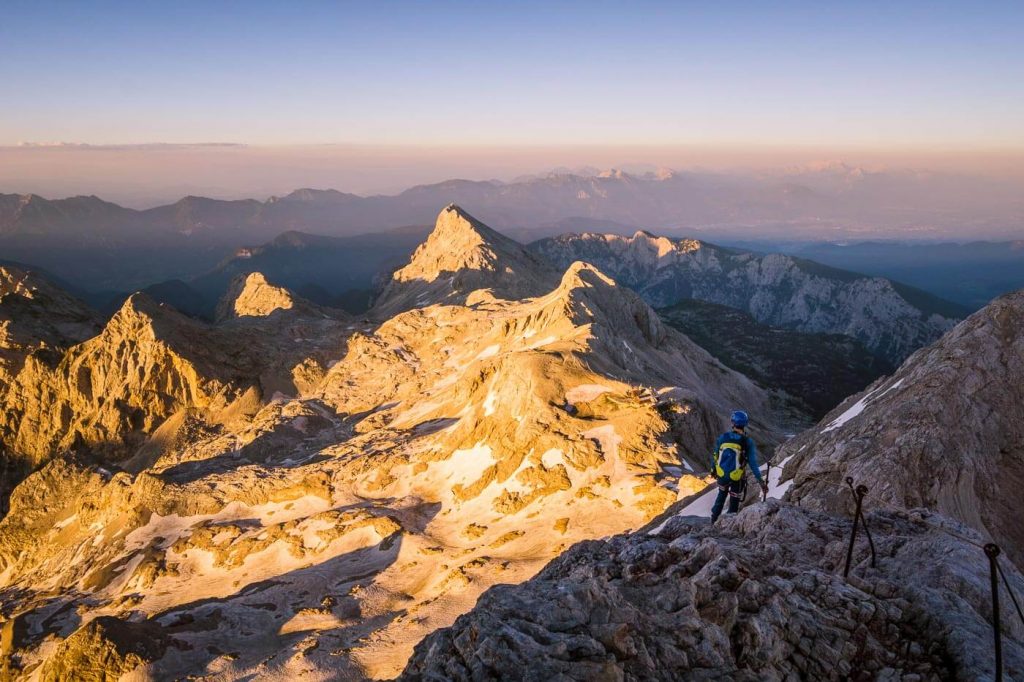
xmin=730 ymin=410 xmax=749 ymax=428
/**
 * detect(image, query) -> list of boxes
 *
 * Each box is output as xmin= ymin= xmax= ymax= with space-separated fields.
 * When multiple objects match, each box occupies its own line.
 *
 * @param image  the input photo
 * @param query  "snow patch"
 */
xmin=476 ymin=344 xmax=500 ymax=360
xmin=540 ymin=449 xmax=564 ymax=469
xmin=483 ymin=386 xmax=498 ymax=417
xmin=53 ymin=513 xmax=78 ymax=530
xmin=527 ymin=336 xmax=558 ymax=349
xmin=565 ymin=384 xmax=612 ymax=404
xmin=583 ymin=424 xmax=622 ymax=457
xmin=678 ymin=487 xmax=718 ymax=517
xmin=764 ymin=455 xmax=794 ymax=499
xmin=438 ymin=443 xmax=495 ymax=486
xmin=823 ymin=378 xmax=905 ymax=432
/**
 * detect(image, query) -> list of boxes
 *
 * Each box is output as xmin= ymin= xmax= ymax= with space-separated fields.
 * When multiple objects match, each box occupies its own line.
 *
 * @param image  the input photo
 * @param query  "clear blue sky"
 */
xmin=1 ymin=0 xmax=1022 ymax=148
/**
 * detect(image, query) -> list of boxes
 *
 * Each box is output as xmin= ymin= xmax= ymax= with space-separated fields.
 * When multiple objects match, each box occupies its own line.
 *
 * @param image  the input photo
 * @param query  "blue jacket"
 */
xmin=711 ymin=430 xmax=762 ymax=482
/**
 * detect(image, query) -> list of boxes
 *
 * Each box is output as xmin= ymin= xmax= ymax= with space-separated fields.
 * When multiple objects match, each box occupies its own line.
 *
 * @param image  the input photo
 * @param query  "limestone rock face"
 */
xmin=37 ymin=616 xmax=169 ymax=682
xmin=0 ymin=276 xmax=350 ymax=520
xmin=0 ymin=266 xmax=101 ymax=391
xmin=0 ymin=293 xmax=254 ymax=468
xmin=215 ymin=271 xmax=327 ymax=322
xmin=531 ymin=231 xmax=962 ymax=364
xmin=779 ymin=289 xmax=1024 ymax=566
xmin=0 ymin=266 xmax=104 ymax=513
xmin=400 ymin=502 xmax=1024 ymax=681
xmin=373 ymin=204 xmax=560 ymax=316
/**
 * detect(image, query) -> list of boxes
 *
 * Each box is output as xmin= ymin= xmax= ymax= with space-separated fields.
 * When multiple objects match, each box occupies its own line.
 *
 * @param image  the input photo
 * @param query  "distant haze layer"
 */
xmin=3 ymin=143 xmax=1023 ymax=209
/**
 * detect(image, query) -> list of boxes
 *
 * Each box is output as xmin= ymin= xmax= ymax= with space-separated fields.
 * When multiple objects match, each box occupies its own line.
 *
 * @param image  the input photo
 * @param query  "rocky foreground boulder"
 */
xmin=400 ymin=500 xmax=1024 ymax=681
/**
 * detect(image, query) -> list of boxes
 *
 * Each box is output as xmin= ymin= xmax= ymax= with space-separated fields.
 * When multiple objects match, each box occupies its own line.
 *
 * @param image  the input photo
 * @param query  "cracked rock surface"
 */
xmin=400 ymin=500 xmax=1024 ymax=681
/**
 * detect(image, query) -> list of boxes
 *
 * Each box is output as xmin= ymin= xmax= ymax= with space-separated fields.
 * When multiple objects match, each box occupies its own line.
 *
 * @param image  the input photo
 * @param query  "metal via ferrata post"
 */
xmin=842 ymin=477 xmax=876 ymax=577
xmin=985 ymin=543 xmax=1003 ymax=681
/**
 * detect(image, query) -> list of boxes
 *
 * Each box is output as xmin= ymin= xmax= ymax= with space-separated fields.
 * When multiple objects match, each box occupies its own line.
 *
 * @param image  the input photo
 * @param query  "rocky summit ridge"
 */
xmin=373 ymin=204 xmax=560 ymax=316
xmin=0 ymin=266 xmax=104 ymax=515
xmin=215 ymin=271 xmax=334 ymax=322
xmin=0 ymin=266 xmax=101 ymax=388
xmin=0 ymin=206 xmax=793 ymax=680
xmin=400 ymin=284 xmax=1024 ymax=681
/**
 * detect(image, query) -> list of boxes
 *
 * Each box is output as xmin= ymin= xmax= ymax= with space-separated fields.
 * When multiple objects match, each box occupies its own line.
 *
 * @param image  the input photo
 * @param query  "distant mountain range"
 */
xmin=3 ymin=164 xmax=1021 ymax=292
xmin=531 ymin=231 xmax=964 ymax=364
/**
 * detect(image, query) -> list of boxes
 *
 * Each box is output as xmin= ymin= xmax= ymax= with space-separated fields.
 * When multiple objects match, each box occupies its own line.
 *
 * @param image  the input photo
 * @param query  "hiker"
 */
xmin=709 ymin=410 xmax=768 ymax=522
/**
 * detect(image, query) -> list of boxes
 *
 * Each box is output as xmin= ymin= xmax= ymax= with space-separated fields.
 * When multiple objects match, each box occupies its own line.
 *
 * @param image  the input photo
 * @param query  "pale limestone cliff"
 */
xmin=372 ymin=204 xmax=560 ymax=316
xmin=215 ymin=271 xmax=324 ymax=322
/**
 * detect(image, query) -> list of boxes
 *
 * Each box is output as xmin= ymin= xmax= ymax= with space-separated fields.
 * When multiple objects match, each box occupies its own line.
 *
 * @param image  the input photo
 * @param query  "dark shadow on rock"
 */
xmin=146 ymin=528 xmax=413 ymax=680
xmin=156 ymin=406 xmax=342 ymax=485
xmin=411 ymin=418 xmax=459 ymax=436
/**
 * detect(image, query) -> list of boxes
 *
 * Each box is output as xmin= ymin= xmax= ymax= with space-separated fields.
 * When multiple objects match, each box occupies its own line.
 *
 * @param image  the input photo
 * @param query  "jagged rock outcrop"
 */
xmin=531 ymin=231 xmax=963 ymax=364
xmin=0 ymin=266 xmax=103 ymax=514
xmin=0 ymin=266 xmax=101 ymax=390
xmin=400 ymin=501 xmax=1024 ymax=681
xmin=0 ymin=276 xmax=350 ymax=516
xmin=37 ymin=616 xmax=170 ymax=682
xmin=373 ymin=204 xmax=560 ymax=316
xmin=778 ymin=288 xmax=1024 ymax=567
xmin=0 ymin=210 xmax=796 ymax=680
xmin=215 ymin=271 xmax=326 ymax=322
xmin=0 ymin=293 xmax=256 ymax=468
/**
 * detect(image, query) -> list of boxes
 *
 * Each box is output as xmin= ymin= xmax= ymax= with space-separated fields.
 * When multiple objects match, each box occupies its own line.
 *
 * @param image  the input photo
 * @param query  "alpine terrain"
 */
xmin=400 ymin=287 xmax=1024 ymax=681
xmin=0 ymin=266 xmax=103 ymax=514
xmin=0 ymin=205 xmax=796 ymax=680
xmin=531 ymin=231 xmax=965 ymax=364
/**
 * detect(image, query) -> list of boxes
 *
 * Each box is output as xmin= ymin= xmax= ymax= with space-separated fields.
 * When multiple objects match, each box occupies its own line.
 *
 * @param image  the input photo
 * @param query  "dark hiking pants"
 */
xmin=710 ymin=475 xmax=746 ymax=522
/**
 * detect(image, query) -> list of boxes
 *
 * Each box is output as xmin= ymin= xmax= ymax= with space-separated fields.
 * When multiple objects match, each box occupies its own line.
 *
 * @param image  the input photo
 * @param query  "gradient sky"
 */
xmin=2 ymin=0 xmax=1023 ymax=149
